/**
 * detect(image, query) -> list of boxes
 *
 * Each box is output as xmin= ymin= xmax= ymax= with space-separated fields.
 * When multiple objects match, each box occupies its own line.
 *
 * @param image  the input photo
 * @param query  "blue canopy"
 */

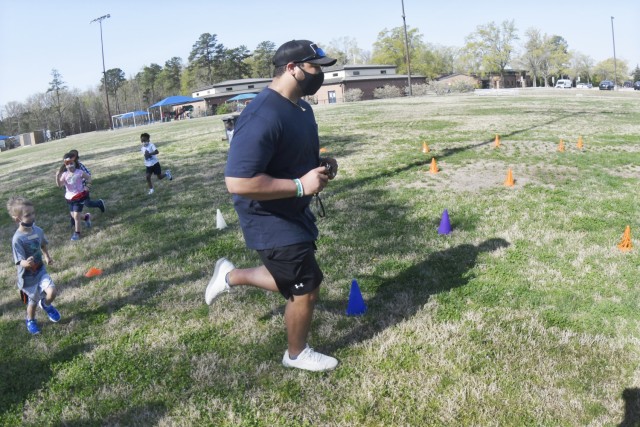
xmin=149 ymin=95 xmax=203 ymax=108
xmin=226 ymin=93 xmax=257 ymax=102
xmin=0 ymin=135 xmax=11 ymax=140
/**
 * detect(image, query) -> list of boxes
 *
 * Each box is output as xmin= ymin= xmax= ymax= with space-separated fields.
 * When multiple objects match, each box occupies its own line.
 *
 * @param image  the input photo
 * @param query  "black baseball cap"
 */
xmin=273 ymin=40 xmax=337 ymax=67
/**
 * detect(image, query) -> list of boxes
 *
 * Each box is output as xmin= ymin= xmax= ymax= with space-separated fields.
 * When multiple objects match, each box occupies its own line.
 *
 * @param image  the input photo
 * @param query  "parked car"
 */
xmin=634 ymin=81 xmax=640 ymax=90
xmin=599 ymin=80 xmax=614 ymax=90
xmin=555 ymin=79 xmax=572 ymax=88
xmin=576 ymin=82 xmax=592 ymax=89
xmin=623 ymin=81 xmax=633 ymax=88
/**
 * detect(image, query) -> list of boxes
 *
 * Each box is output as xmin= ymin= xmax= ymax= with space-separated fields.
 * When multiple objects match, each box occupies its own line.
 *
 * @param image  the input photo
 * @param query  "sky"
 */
xmin=1 ymin=0 xmax=638 ymax=106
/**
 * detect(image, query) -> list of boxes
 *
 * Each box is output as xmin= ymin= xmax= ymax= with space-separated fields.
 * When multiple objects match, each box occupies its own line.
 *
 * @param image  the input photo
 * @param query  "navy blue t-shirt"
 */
xmin=224 ymin=88 xmax=320 ymax=250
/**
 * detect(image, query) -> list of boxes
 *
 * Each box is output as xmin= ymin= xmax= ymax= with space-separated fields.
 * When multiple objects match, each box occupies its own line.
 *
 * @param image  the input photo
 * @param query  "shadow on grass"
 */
xmin=327 ymin=110 xmax=582 ymax=193
xmin=619 ymin=388 xmax=640 ymax=427
xmin=322 ymin=238 xmax=510 ymax=352
xmin=98 ymin=402 xmax=167 ymax=426
xmin=0 ymin=335 xmax=89 ymax=416
xmin=438 ymin=110 xmax=579 ymax=158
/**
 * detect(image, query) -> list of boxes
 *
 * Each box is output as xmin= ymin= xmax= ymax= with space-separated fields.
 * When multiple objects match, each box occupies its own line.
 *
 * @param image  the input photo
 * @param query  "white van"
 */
xmin=555 ymin=79 xmax=572 ymax=88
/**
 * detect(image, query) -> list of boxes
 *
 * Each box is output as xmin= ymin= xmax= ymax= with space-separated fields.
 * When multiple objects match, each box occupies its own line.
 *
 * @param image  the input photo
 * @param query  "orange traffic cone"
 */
xmin=429 ymin=158 xmax=439 ymax=174
xmin=85 ymin=267 xmax=103 ymax=278
xmin=558 ymin=139 xmax=565 ymax=152
xmin=504 ymin=168 xmax=514 ymax=187
xmin=617 ymin=225 xmax=632 ymax=251
xmin=494 ymin=134 xmax=501 ymax=148
xmin=577 ymin=136 xmax=584 ymax=150
xmin=422 ymin=141 xmax=430 ymax=153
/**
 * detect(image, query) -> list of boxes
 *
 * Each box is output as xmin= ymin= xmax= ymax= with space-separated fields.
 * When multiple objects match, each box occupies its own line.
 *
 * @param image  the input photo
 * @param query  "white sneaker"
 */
xmin=205 ymin=257 xmax=235 ymax=305
xmin=282 ymin=345 xmax=338 ymax=372
xmin=148 ymin=188 xmax=154 ymax=195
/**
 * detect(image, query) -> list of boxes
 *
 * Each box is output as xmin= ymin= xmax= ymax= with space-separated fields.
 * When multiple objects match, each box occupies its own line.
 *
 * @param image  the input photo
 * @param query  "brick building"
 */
xmin=192 ymin=65 xmax=425 ymax=112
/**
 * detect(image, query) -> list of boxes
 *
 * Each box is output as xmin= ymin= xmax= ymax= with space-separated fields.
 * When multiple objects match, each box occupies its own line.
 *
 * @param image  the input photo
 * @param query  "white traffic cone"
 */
xmin=216 ymin=209 xmax=227 ymax=230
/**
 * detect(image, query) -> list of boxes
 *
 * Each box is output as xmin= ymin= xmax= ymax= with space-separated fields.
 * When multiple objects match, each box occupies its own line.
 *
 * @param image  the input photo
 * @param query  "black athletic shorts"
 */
xmin=146 ymin=162 xmax=162 ymax=176
xmin=257 ymin=241 xmax=323 ymax=300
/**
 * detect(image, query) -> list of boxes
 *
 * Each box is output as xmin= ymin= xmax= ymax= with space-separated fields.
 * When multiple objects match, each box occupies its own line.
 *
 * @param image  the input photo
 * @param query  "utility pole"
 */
xmin=610 ymin=16 xmax=617 ymax=90
xmin=91 ymin=14 xmax=113 ymax=129
xmin=401 ymin=0 xmax=412 ymax=96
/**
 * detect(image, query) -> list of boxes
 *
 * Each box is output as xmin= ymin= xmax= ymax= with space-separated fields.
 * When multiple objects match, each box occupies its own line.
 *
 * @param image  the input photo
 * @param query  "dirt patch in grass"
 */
xmin=396 ymin=160 xmax=579 ymax=192
xmin=607 ymin=164 xmax=640 ymax=179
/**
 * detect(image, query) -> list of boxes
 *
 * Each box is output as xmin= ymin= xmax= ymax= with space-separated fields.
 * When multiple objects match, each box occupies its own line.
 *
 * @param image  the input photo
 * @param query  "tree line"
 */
xmin=372 ymin=21 xmax=638 ymax=87
xmin=1 ymin=24 xmax=638 ymax=138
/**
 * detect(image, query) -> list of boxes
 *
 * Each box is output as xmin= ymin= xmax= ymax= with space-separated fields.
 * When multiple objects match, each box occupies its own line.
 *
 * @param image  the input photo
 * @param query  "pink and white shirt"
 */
xmin=61 ymin=169 xmax=87 ymax=200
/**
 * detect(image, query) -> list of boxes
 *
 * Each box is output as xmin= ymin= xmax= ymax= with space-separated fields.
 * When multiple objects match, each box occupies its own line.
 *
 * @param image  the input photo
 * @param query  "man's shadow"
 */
xmin=324 ymin=238 xmax=510 ymax=351
xmin=620 ymin=388 xmax=640 ymax=427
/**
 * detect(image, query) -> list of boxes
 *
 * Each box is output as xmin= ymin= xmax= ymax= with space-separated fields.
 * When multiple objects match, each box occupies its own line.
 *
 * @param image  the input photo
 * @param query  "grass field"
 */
xmin=1 ymin=90 xmax=639 ymax=426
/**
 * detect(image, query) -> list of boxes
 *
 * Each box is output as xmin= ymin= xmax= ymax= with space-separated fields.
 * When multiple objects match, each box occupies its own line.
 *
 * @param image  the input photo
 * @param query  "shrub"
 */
xmin=410 ymin=83 xmax=430 ymax=96
xmin=451 ymin=80 xmax=477 ymax=93
xmin=373 ymin=85 xmax=402 ymax=99
xmin=344 ymin=88 xmax=363 ymax=102
xmin=215 ymin=103 xmax=233 ymax=115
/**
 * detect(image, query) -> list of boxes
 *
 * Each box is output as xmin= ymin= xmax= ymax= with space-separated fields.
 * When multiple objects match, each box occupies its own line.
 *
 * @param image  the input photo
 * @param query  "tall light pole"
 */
xmin=91 ymin=14 xmax=113 ymax=129
xmin=611 ymin=16 xmax=617 ymax=89
xmin=401 ymin=0 xmax=412 ymax=96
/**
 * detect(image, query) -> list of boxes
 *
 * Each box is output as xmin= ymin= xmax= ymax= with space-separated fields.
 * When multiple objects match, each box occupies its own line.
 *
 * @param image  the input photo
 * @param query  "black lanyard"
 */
xmin=313 ymin=193 xmax=326 ymax=218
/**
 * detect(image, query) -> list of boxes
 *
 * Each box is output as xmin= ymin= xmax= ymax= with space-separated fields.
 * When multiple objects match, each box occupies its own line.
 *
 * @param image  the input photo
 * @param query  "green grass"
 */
xmin=1 ymin=90 xmax=640 ymax=426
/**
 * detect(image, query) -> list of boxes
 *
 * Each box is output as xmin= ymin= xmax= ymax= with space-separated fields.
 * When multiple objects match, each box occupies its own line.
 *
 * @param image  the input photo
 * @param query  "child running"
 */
xmin=140 ymin=132 xmax=173 ymax=195
xmin=56 ymin=152 xmax=92 ymax=241
xmin=7 ymin=196 xmax=61 ymax=335
xmin=56 ymin=149 xmax=105 ymax=228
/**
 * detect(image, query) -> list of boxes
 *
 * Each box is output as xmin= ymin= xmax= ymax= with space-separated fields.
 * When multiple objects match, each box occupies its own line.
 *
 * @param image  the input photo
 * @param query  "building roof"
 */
xmin=323 ymin=64 xmax=396 ymax=72
xmin=194 ymin=78 xmax=271 ymax=93
xmin=324 ymin=74 xmax=423 ymax=85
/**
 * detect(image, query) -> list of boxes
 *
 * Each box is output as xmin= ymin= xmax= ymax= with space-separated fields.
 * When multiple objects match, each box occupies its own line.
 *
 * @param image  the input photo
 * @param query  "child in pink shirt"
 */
xmin=56 ymin=152 xmax=92 ymax=241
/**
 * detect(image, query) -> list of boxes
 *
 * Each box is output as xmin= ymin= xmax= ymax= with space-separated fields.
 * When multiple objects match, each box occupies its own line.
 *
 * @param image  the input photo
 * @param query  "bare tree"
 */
xmin=3 ymin=102 xmax=26 ymax=135
xmin=462 ymin=20 xmax=519 ymax=81
xmin=519 ymin=28 xmax=545 ymax=87
xmin=569 ymin=51 xmax=595 ymax=84
xmin=47 ymin=69 xmax=67 ymax=132
xmin=328 ymin=36 xmax=366 ymax=65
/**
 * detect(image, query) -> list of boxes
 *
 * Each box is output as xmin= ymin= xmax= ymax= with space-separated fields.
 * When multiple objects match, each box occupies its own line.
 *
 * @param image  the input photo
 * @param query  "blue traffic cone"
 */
xmin=437 ymin=209 xmax=452 ymax=235
xmin=346 ymin=279 xmax=367 ymax=316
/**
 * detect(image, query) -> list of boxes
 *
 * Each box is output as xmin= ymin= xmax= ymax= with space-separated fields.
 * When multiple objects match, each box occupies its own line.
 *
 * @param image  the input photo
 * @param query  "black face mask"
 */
xmin=295 ymin=66 xmax=324 ymax=96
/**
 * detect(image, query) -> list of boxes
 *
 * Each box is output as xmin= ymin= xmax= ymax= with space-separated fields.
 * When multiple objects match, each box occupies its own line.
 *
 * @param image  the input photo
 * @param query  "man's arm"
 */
xmin=226 ymin=166 xmax=329 ymax=201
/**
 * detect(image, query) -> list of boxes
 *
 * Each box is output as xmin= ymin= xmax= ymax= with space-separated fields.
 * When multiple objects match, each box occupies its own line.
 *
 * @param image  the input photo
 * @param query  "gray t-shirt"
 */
xmin=12 ymin=226 xmax=48 ymax=290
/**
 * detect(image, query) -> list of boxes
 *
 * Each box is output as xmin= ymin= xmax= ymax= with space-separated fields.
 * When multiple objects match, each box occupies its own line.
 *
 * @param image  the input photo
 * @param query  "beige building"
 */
xmin=317 ymin=64 xmax=424 ymax=104
xmin=192 ymin=78 xmax=271 ymax=114
xmin=192 ymin=65 xmax=425 ymax=112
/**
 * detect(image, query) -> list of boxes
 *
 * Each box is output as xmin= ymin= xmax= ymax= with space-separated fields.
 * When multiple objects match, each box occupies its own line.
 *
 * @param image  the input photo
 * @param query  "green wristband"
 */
xmin=293 ymin=178 xmax=304 ymax=197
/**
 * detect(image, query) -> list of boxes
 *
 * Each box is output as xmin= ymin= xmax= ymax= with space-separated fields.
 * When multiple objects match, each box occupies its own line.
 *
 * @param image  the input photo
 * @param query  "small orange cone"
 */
xmin=558 ymin=139 xmax=565 ymax=152
xmin=504 ymin=168 xmax=514 ymax=187
xmin=319 ymin=147 xmax=327 ymax=153
xmin=617 ymin=225 xmax=632 ymax=251
xmin=577 ymin=136 xmax=584 ymax=150
xmin=494 ymin=134 xmax=501 ymax=148
xmin=422 ymin=141 xmax=430 ymax=153
xmin=429 ymin=158 xmax=439 ymax=174
xmin=85 ymin=267 xmax=103 ymax=278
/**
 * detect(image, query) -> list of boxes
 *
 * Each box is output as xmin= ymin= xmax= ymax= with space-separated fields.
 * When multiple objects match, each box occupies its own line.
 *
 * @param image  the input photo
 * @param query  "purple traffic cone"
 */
xmin=346 ymin=279 xmax=367 ymax=316
xmin=437 ymin=209 xmax=452 ymax=235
